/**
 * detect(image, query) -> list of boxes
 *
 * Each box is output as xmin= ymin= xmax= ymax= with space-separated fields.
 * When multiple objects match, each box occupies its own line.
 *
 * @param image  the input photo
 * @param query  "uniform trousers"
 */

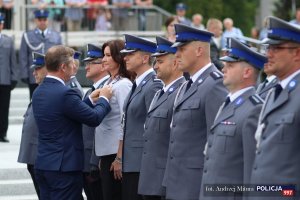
xmin=122 ymin=172 xmax=143 ymax=200
xmin=100 ymin=154 xmax=122 ymax=200
xmin=0 ymin=85 xmax=11 ymax=139
xmin=83 ymin=171 xmax=103 ymax=200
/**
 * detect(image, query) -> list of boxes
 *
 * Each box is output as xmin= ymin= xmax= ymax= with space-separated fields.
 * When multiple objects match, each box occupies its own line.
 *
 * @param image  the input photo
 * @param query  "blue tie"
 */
xmin=185 ymin=79 xmax=193 ymax=93
xmin=224 ymin=97 xmax=231 ymax=107
xmin=274 ymin=84 xmax=282 ymax=101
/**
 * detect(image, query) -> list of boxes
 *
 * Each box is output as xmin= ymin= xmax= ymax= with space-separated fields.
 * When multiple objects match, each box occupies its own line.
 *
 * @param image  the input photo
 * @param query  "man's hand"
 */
xmin=90 ymin=89 xmax=101 ymax=103
xmin=99 ymin=85 xmax=113 ymax=100
xmin=11 ymin=81 xmax=17 ymax=90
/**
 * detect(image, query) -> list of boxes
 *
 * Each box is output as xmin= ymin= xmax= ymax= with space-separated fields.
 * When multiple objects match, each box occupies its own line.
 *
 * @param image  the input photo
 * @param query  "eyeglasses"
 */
xmin=86 ymin=61 xmax=102 ymax=65
xmin=266 ymin=45 xmax=300 ymax=53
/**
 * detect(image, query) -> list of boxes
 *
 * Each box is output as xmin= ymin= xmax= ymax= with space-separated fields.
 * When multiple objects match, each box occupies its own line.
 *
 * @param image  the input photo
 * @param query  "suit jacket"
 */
xmin=256 ymin=77 xmax=278 ymax=100
xmin=163 ymin=65 xmax=228 ymax=200
xmin=122 ymin=71 xmax=163 ymax=172
xmin=32 ymin=77 xmax=111 ymax=172
xmin=200 ymin=88 xmax=263 ymax=200
xmin=17 ymin=103 xmax=39 ymax=165
xmin=0 ymin=34 xmax=17 ymax=85
xmin=82 ymin=76 xmax=109 ymax=172
xmin=66 ymin=76 xmax=84 ymax=98
xmin=95 ymin=77 xmax=132 ymax=156
xmin=250 ymin=73 xmax=300 ymax=199
xmin=19 ymin=29 xmax=62 ymax=84
xmin=138 ymin=77 xmax=185 ymax=196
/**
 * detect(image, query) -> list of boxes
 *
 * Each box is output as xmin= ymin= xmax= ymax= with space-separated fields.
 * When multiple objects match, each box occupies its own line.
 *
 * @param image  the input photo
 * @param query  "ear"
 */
xmin=243 ymin=66 xmax=252 ymax=79
xmin=142 ymin=54 xmax=150 ymax=64
xmin=195 ymin=44 xmax=203 ymax=57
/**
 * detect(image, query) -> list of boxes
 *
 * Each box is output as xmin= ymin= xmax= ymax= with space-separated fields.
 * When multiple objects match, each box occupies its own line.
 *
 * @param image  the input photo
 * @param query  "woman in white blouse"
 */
xmin=94 ymin=39 xmax=135 ymax=200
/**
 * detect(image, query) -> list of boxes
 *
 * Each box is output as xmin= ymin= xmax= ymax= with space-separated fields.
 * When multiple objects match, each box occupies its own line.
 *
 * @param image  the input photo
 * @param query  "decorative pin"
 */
xmin=289 ymin=80 xmax=296 ymax=89
xmin=198 ymin=79 xmax=203 ymax=84
xmin=169 ymin=87 xmax=174 ymax=92
xmin=235 ymin=97 xmax=243 ymax=105
xmin=142 ymin=80 xmax=146 ymax=85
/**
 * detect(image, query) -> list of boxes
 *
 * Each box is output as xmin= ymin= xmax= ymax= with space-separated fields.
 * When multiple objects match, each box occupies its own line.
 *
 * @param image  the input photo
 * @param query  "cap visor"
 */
xmin=83 ymin=57 xmax=96 ymax=62
xmin=30 ymin=64 xmax=43 ymax=70
xmin=171 ymin=42 xmax=187 ymax=48
xmin=120 ymin=49 xmax=137 ymax=54
xmin=260 ymin=38 xmax=284 ymax=45
xmin=219 ymin=56 xmax=239 ymax=62
xmin=151 ymin=52 xmax=169 ymax=57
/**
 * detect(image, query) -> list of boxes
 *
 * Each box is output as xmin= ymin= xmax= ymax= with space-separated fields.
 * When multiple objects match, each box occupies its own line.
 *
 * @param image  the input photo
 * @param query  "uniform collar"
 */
xmin=163 ymin=76 xmax=184 ymax=92
xmin=135 ymin=68 xmax=154 ymax=87
xmin=280 ymin=69 xmax=300 ymax=89
xmin=93 ymin=75 xmax=110 ymax=88
xmin=228 ymin=86 xmax=254 ymax=102
xmin=266 ymin=75 xmax=277 ymax=85
xmin=190 ymin=62 xmax=212 ymax=83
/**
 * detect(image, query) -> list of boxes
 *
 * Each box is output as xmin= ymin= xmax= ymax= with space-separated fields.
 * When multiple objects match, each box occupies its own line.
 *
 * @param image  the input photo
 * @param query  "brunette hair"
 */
xmin=102 ymin=39 xmax=136 ymax=81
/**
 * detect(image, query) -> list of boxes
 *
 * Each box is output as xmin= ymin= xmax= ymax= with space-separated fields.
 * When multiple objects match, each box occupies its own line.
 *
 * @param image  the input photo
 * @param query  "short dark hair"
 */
xmin=102 ymin=39 xmax=136 ymax=81
xmin=45 ymin=45 xmax=74 ymax=72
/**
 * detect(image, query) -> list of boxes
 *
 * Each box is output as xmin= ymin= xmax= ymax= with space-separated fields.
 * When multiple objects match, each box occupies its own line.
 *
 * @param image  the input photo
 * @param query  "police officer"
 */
xmin=20 ymin=9 xmax=62 ymax=99
xmin=18 ymin=52 xmax=47 ymax=198
xmin=138 ymin=36 xmax=185 ymax=200
xmin=0 ymin=12 xmax=17 ymax=143
xmin=66 ymin=51 xmax=84 ymax=97
xmin=118 ymin=34 xmax=163 ymax=200
xmin=162 ymin=24 xmax=228 ymax=200
xmin=251 ymin=16 xmax=300 ymax=200
xmin=200 ymin=38 xmax=266 ymax=200
xmin=81 ymin=43 xmax=109 ymax=200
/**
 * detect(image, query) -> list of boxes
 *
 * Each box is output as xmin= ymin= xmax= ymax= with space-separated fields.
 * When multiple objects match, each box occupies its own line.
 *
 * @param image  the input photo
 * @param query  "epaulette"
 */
xmin=249 ymin=94 xmax=264 ymax=105
xmin=153 ymin=78 xmax=163 ymax=83
xmin=210 ymin=71 xmax=223 ymax=80
xmin=70 ymin=81 xmax=77 ymax=88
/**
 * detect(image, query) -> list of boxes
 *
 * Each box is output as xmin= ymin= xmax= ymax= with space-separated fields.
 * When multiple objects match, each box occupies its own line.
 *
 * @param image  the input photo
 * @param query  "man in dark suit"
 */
xmin=200 ymin=38 xmax=266 ymax=200
xmin=0 ymin=12 xmax=17 ymax=143
xmin=117 ymin=34 xmax=163 ymax=200
xmin=162 ymin=24 xmax=228 ymax=200
xmin=18 ymin=52 xmax=47 ymax=198
xmin=20 ymin=9 xmax=62 ymax=99
xmin=32 ymin=45 xmax=112 ymax=200
xmin=138 ymin=36 xmax=185 ymax=200
xmin=81 ymin=43 xmax=110 ymax=200
xmin=251 ymin=16 xmax=300 ymax=200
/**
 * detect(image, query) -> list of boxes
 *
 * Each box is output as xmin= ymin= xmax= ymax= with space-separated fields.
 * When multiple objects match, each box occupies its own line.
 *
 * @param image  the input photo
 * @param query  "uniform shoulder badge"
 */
xmin=70 ymin=81 xmax=77 ymax=88
xmin=153 ymin=78 xmax=163 ymax=83
xmin=249 ymin=94 xmax=264 ymax=105
xmin=210 ymin=71 xmax=223 ymax=80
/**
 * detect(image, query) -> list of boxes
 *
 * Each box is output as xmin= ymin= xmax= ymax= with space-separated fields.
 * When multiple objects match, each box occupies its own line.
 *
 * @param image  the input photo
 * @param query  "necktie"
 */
xmin=129 ymin=81 xmax=137 ymax=98
xmin=224 ymin=96 xmax=231 ymax=107
xmin=185 ymin=79 xmax=193 ymax=93
xmin=158 ymin=89 xmax=165 ymax=99
xmin=41 ymin=31 xmax=45 ymax=38
xmin=274 ymin=84 xmax=282 ymax=101
xmin=91 ymin=86 xmax=95 ymax=92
